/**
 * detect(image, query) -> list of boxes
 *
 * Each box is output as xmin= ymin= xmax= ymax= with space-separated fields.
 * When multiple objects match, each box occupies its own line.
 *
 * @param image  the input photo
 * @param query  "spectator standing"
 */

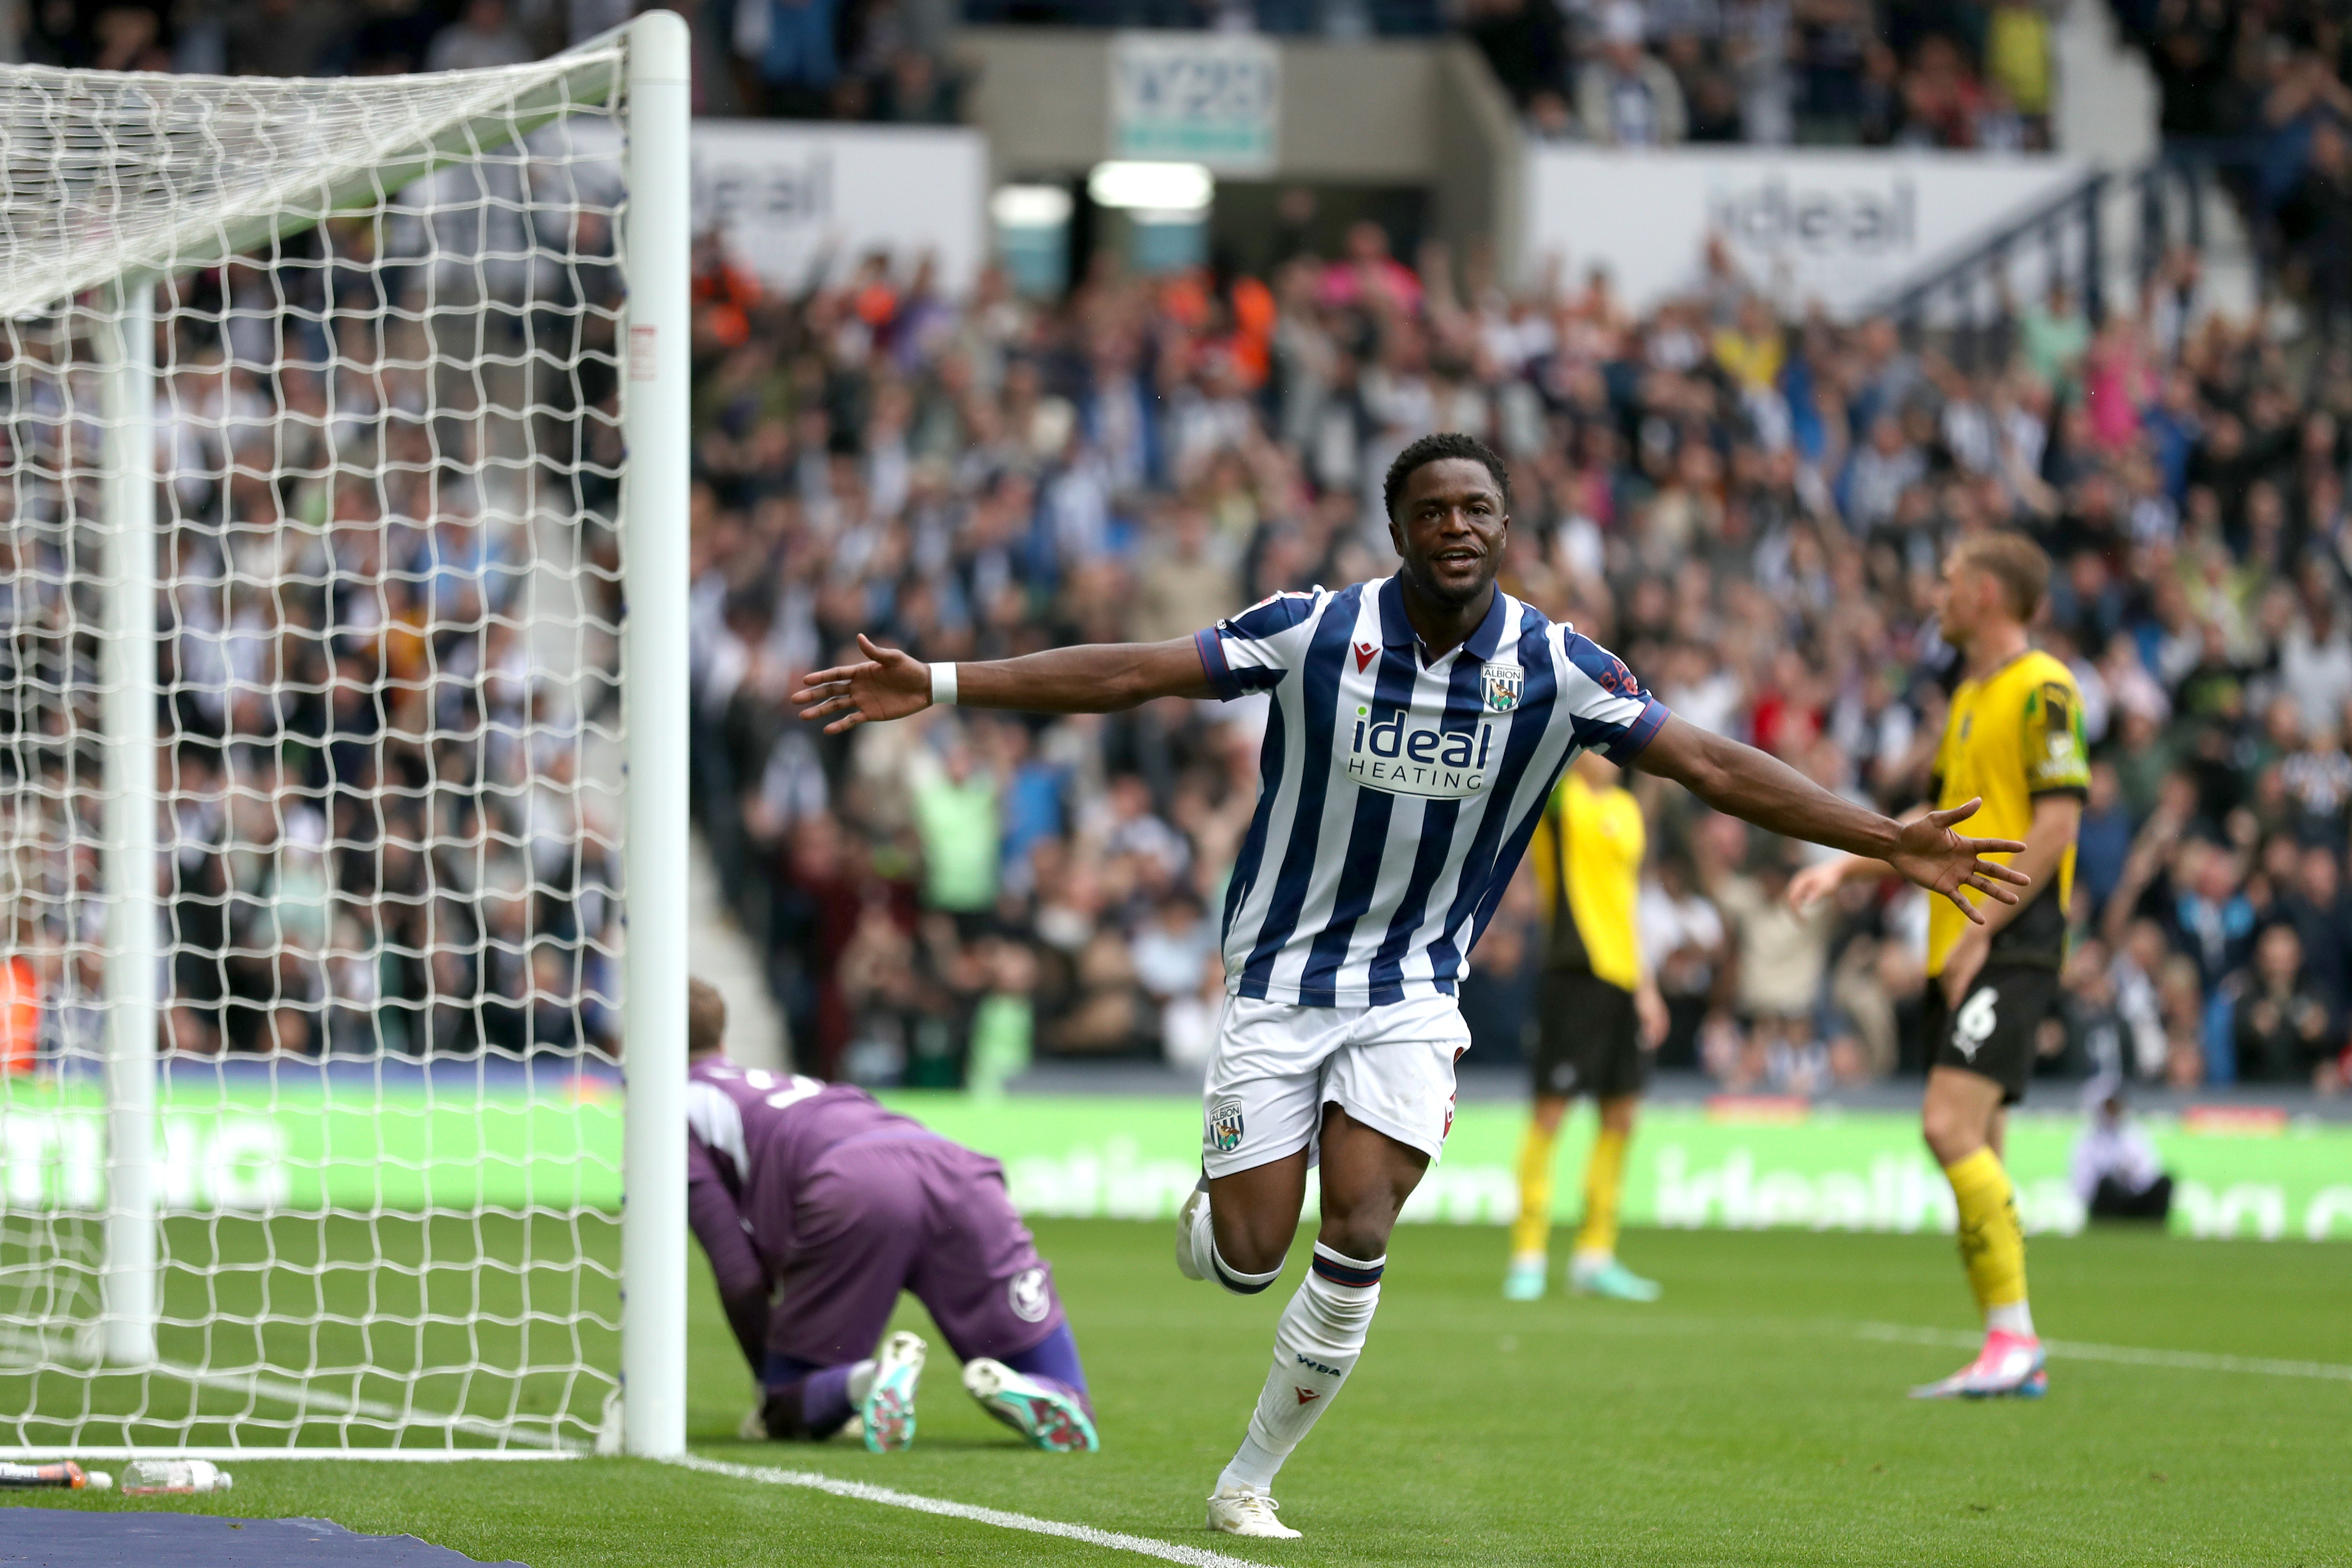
xmin=735 ymin=0 xmax=840 ymax=119
xmin=2233 ymin=923 xmax=2336 ymax=1084
xmin=1581 ymin=2 xmax=1689 ymax=146
xmin=910 ymin=728 xmax=1001 ymax=930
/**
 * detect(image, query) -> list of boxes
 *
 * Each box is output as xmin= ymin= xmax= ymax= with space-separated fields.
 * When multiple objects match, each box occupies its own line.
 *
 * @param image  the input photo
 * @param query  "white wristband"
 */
xmin=929 ymin=662 xmax=959 ymax=706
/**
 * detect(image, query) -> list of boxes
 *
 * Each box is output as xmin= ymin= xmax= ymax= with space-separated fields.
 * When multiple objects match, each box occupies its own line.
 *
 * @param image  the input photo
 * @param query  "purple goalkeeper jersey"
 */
xmin=685 ymin=1060 xmax=934 ymax=1301
xmin=685 ymin=1055 xmax=1065 ymax=1371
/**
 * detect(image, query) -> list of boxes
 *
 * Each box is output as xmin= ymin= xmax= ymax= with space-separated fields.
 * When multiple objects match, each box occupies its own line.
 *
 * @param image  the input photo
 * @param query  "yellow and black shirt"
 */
xmin=1529 ymin=769 xmax=1645 ymax=993
xmin=1926 ymin=648 xmax=2089 ymax=976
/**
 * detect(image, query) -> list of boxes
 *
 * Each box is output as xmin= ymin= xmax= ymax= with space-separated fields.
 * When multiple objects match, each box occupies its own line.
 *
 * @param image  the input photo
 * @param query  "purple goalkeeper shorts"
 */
xmin=771 ymin=1133 xmax=1065 ymax=1367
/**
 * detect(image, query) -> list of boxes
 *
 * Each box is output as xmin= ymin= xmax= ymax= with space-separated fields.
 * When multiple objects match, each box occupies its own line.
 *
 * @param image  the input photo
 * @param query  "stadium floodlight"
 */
xmin=1086 ymin=161 xmax=1214 ymax=214
xmin=0 ymin=12 xmax=689 ymax=1460
xmin=989 ymin=185 xmax=1075 ymax=230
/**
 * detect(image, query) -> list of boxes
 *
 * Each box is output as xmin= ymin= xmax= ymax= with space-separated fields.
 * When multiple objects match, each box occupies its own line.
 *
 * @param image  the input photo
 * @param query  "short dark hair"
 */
xmin=688 ymin=978 xmax=728 ymax=1058
xmin=1382 ymin=432 xmax=1512 ymax=523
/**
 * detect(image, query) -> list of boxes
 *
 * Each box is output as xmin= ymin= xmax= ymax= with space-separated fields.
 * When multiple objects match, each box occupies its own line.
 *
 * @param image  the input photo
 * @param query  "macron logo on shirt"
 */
xmin=1345 ymin=704 xmax=1497 ymax=799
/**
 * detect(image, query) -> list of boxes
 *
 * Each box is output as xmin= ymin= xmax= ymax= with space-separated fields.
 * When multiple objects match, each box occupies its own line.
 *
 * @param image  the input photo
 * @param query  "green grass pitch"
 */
xmin=5 ymin=1220 xmax=2347 ymax=1566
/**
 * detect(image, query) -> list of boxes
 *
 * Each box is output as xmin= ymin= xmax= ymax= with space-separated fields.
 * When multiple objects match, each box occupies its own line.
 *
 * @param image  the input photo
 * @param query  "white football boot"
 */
xmin=1175 ymin=1177 xmax=1213 ymax=1281
xmin=1206 ymin=1485 xmax=1302 ymax=1539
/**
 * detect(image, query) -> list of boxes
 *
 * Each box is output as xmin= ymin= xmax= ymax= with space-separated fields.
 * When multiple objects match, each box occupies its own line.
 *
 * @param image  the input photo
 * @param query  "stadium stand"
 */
xmin=678 ymin=215 xmax=2352 ymax=1097
xmin=7 ymin=0 xmax=2350 ymax=1106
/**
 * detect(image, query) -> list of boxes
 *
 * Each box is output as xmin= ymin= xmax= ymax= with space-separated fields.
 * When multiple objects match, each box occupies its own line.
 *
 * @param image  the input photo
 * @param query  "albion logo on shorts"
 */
xmin=1008 ymin=1266 xmax=1052 ymax=1323
xmin=1207 ymin=1096 xmax=1245 ymax=1153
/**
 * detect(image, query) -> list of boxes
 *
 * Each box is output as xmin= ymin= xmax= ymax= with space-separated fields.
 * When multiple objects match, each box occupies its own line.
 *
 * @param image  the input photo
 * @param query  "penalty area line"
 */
xmin=1854 ymin=1322 xmax=2352 ymax=1382
xmin=670 ymin=1453 xmax=1273 ymax=1568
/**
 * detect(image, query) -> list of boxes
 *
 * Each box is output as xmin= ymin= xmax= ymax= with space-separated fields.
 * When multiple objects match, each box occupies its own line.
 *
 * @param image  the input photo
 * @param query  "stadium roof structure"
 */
xmin=0 ymin=36 xmax=624 ymax=320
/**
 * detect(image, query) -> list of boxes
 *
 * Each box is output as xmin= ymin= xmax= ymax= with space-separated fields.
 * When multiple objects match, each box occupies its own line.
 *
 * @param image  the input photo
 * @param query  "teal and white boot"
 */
xmin=963 ymin=1358 xmax=1101 ymax=1453
xmin=1570 ymin=1254 xmax=1662 ymax=1302
xmin=861 ymin=1331 xmax=927 ymax=1451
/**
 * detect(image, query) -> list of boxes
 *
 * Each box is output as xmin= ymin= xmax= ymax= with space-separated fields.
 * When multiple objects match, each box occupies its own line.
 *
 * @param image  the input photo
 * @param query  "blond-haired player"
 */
xmin=1791 ymin=531 xmax=2085 ymax=1398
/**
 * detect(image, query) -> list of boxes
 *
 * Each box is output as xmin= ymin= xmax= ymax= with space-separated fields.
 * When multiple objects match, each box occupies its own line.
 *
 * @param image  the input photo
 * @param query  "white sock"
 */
xmin=1209 ymin=1239 xmax=1283 ymax=1297
xmin=1571 ymin=1247 xmax=1612 ymax=1272
xmin=1220 ymin=1431 xmax=1285 ymax=1492
xmin=1215 ymin=1242 xmax=1383 ymax=1494
xmin=845 ymin=1359 xmax=879 ymax=1405
xmin=1986 ymin=1301 xmax=2035 ymax=1338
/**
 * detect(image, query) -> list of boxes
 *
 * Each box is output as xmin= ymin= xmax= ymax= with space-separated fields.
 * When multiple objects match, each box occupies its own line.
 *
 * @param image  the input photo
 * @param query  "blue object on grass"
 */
xmin=0 ymin=1511 xmax=528 ymax=1567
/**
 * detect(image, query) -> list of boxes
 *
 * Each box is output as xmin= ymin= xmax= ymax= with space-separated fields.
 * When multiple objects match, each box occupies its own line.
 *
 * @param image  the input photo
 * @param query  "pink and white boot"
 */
xmin=1908 ymin=1329 xmax=2048 ymax=1399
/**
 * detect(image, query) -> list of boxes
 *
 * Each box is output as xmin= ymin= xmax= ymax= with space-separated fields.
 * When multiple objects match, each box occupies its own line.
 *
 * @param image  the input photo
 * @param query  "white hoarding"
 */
xmin=1109 ymin=31 xmax=1281 ymax=175
xmin=692 ymin=122 xmax=989 ymax=294
xmin=1524 ymin=148 xmax=2091 ymax=317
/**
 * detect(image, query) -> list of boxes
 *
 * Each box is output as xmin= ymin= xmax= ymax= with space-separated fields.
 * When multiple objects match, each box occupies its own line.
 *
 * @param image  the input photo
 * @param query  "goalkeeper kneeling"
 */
xmin=683 ymin=979 xmax=1098 ymax=1453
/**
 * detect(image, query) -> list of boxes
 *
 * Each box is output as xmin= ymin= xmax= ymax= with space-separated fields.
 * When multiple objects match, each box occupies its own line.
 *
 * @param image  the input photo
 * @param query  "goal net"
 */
xmin=0 ymin=18 xmax=690 ymax=1457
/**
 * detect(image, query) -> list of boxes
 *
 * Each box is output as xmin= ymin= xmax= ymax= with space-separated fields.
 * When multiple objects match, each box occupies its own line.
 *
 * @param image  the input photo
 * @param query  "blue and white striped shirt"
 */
xmin=1193 ymin=576 xmax=1670 ymax=1009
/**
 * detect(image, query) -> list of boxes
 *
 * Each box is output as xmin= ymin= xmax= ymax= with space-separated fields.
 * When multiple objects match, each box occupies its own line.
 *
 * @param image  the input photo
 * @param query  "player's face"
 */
xmin=1391 ymin=458 xmax=1509 ymax=608
xmin=1936 ymin=558 xmax=1986 ymax=649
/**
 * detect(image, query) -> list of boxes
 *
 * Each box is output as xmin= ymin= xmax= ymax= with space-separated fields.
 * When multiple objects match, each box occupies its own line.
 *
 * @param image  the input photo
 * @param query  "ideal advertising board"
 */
xmin=1 ymin=1081 xmax=2344 ymax=1243
xmin=691 ymin=121 xmax=989 ymax=295
xmin=1523 ymin=147 xmax=2091 ymax=317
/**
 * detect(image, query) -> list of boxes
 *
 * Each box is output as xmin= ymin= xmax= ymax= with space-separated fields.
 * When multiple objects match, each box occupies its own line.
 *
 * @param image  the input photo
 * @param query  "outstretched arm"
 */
xmin=1784 ymin=805 xmax=1928 ymax=911
xmin=1635 ymin=714 xmax=2031 ymax=924
xmin=792 ymin=634 xmax=1217 ymax=734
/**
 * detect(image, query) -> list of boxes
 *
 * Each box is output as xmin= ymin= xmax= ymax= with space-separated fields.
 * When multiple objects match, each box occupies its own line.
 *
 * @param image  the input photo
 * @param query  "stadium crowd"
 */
xmin=6 ymin=0 xmax=965 ymax=126
xmin=1463 ymin=0 xmax=2057 ymax=151
xmin=683 ymin=215 xmax=2352 ymax=1098
xmin=2119 ymin=0 xmax=2352 ymax=327
xmin=2 ymin=210 xmax=627 ymax=1065
xmin=9 ymin=0 xmax=2352 ymax=1098
xmin=8 ymin=0 xmax=2059 ymax=152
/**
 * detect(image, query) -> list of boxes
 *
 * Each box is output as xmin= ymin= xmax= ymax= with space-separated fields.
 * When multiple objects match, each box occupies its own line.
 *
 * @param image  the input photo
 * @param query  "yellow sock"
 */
xmin=1509 ymin=1122 xmax=1558 ymax=1258
xmin=1574 ymin=1126 xmax=1629 ymax=1260
xmin=1944 ymin=1147 xmax=2028 ymax=1317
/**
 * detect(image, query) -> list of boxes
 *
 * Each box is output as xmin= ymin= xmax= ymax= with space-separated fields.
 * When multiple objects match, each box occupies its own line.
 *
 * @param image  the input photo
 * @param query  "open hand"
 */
xmin=790 ymin=635 xmax=932 ymax=734
xmin=1785 ymin=859 xmax=1848 ymax=913
xmin=1886 ymin=798 xmax=2030 ymax=925
xmin=1634 ymin=983 xmax=1669 ymax=1049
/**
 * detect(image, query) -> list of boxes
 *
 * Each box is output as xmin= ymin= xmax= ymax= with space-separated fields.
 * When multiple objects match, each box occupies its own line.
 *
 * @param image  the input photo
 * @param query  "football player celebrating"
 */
xmin=1790 ymin=532 xmax=2084 ymax=1399
xmin=796 ymin=433 xmax=2027 ymax=1535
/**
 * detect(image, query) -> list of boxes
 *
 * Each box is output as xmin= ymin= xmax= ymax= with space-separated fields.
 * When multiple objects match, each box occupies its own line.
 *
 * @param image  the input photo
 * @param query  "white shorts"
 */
xmin=1200 ymin=993 xmax=1470 ymax=1178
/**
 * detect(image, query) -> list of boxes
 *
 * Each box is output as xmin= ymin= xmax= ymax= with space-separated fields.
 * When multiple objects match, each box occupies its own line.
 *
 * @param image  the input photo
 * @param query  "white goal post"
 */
xmin=0 ymin=13 xmax=688 ymax=1458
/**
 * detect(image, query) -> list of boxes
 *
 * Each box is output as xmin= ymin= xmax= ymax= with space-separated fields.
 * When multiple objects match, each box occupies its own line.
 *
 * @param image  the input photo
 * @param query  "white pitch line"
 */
xmin=670 ymin=1454 xmax=1272 ymax=1568
xmin=1854 ymin=1322 xmax=2352 ymax=1382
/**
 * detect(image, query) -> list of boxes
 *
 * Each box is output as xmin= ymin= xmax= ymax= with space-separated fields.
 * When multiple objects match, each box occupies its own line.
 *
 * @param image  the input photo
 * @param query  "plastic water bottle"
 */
xmin=122 ymin=1459 xmax=232 ymax=1495
xmin=0 ymin=1460 xmax=112 ymax=1490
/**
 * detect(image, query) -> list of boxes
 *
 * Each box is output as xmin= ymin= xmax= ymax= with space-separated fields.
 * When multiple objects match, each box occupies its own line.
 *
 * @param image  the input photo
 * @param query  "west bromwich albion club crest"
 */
xmin=1208 ymin=1097 xmax=1245 ymax=1153
xmin=1480 ymin=663 xmax=1522 ymax=713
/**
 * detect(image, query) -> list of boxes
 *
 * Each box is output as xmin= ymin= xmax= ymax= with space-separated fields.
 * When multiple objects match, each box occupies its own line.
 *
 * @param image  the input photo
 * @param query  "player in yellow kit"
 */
xmin=1504 ymin=748 xmax=1669 ymax=1302
xmin=1790 ymin=532 xmax=2084 ymax=1397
